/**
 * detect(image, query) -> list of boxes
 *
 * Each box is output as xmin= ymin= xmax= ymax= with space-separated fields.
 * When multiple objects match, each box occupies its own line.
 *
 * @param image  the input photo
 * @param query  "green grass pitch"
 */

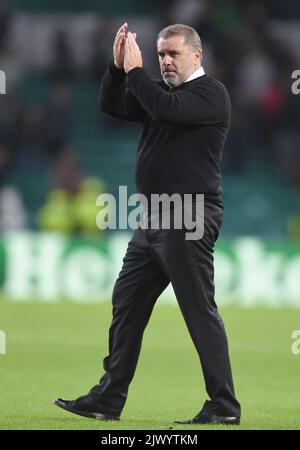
xmin=1 ymin=300 xmax=300 ymax=430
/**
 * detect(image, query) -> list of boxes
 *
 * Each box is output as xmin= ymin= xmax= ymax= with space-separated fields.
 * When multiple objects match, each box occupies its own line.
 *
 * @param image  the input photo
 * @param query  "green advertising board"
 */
xmin=0 ymin=232 xmax=300 ymax=307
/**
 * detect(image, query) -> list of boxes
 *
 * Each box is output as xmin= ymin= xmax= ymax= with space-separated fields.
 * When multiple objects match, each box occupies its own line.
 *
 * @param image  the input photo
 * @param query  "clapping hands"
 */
xmin=113 ymin=23 xmax=143 ymax=73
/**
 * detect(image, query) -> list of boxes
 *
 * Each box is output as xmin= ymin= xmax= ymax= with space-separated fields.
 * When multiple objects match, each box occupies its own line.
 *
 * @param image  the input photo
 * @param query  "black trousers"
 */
xmin=90 ymin=204 xmax=241 ymax=417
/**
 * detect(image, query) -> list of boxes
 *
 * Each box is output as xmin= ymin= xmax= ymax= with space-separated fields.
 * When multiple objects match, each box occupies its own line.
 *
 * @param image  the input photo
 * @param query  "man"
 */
xmin=54 ymin=23 xmax=241 ymax=425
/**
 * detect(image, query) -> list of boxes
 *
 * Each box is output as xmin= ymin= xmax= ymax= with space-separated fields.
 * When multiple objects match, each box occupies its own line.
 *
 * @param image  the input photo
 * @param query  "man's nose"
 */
xmin=163 ymin=55 xmax=173 ymax=66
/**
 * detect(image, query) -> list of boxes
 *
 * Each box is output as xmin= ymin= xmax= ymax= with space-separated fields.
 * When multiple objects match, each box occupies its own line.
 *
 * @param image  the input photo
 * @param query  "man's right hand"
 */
xmin=113 ymin=23 xmax=137 ymax=69
xmin=113 ymin=23 xmax=128 ymax=69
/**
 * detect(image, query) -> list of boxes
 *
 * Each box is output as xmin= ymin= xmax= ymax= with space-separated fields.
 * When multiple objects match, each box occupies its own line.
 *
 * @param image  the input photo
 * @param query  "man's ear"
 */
xmin=195 ymin=48 xmax=202 ymax=64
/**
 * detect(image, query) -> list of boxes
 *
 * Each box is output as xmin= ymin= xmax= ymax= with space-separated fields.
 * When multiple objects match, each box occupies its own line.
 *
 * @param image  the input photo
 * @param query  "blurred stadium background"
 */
xmin=1 ymin=0 xmax=300 ymax=430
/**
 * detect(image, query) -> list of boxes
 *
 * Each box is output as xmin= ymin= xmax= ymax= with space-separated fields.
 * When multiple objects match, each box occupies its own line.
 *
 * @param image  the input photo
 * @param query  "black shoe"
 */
xmin=53 ymin=394 xmax=120 ymax=421
xmin=174 ymin=412 xmax=240 ymax=425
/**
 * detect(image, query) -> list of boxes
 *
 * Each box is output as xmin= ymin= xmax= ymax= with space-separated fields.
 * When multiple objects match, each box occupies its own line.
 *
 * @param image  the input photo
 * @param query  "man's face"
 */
xmin=157 ymin=35 xmax=201 ymax=87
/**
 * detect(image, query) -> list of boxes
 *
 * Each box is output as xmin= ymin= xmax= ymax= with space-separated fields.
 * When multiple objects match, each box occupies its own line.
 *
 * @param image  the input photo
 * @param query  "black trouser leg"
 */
xmin=90 ymin=229 xmax=169 ymax=414
xmin=150 ymin=208 xmax=241 ymax=417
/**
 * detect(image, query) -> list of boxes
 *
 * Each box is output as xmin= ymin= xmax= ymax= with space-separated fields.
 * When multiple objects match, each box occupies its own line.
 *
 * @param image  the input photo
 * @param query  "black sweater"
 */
xmin=99 ymin=62 xmax=231 ymax=207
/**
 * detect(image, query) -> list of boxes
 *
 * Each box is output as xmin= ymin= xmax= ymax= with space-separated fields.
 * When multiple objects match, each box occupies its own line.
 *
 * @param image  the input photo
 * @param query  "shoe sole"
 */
xmin=53 ymin=399 xmax=120 ymax=421
xmin=174 ymin=418 xmax=240 ymax=425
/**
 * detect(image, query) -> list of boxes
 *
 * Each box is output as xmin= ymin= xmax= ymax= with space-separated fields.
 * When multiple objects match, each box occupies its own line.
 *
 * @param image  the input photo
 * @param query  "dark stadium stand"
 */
xmin=5 ymin=71 xmax=299 ymax=237
xmin=9 ymin=0 xmax=158 ymax=14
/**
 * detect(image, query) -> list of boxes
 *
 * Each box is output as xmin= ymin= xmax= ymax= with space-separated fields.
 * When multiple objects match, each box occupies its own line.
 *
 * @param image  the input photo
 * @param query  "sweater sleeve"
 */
xmin=99 ymin=62 xmax=147 ymax=123
xmin=126 ymin=67 xmax=228 ymax=126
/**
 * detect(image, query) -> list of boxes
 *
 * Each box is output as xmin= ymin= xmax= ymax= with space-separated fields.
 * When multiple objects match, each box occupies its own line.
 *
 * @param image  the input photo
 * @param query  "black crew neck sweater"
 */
xmin=99 ymin=63 xmax=231 ymax=207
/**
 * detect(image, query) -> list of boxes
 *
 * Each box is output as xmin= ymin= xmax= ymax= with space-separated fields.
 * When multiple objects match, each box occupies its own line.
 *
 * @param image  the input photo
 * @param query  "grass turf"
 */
xmin=0 ymin=300 xmax=300 ymax=430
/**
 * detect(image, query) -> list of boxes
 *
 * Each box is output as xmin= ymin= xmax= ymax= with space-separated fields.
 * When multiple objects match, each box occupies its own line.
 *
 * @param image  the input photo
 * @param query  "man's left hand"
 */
xmin=124 ymin=32 xmax=143 ymax=73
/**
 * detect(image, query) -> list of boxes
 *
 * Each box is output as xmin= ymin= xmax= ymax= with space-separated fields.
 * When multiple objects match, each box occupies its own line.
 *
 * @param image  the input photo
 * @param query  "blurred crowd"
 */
xmin=0 ymin=0 xmax=300 ymax=236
